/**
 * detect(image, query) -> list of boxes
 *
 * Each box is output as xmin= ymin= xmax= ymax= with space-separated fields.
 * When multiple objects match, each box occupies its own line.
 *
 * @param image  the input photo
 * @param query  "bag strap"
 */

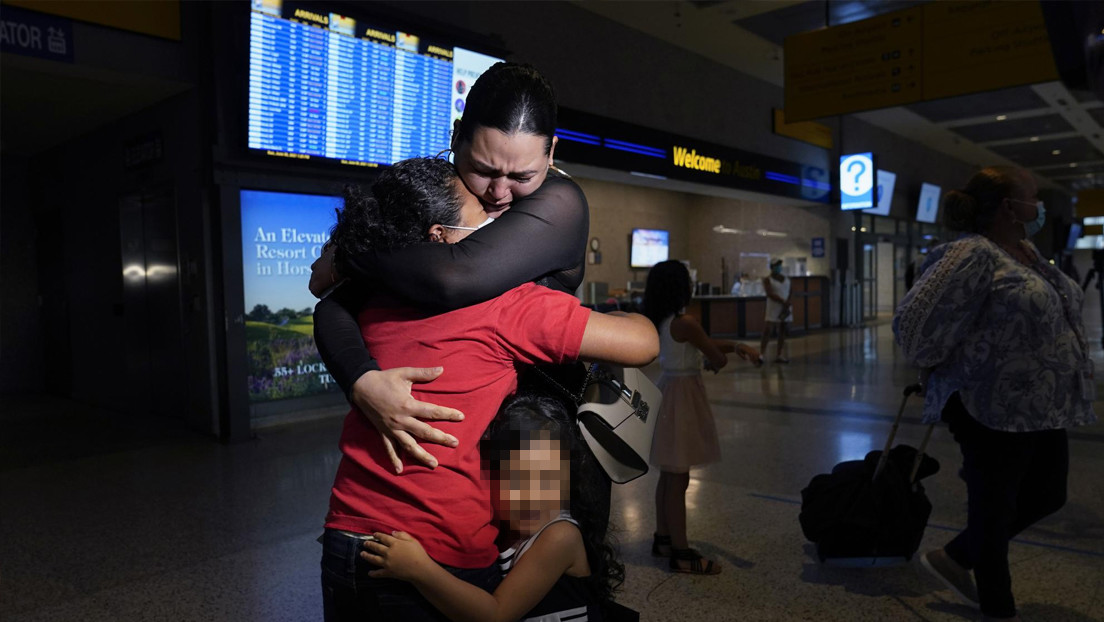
xmin=531 ymin=364 xmax=594 ymax=406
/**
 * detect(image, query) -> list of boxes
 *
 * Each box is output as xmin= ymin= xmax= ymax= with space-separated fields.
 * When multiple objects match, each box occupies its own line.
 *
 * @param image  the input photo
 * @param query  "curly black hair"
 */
xmin=482 ymin=392 xmax=625 ymax=604
xmin=642 ymin=260 xmax=692 ymax=328
xmin=329 ymin=157 xmax=465 ymax=256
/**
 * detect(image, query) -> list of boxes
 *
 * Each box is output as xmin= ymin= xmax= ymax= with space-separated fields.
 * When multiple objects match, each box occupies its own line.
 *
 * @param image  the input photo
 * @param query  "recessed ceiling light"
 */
xmin=1052 ymin=149 xmax=1062 ymax=155
xmin=1029 ymin=136 xmax=1040 ymax=142
xmin=851 ymin=226 xmax=857 ymax=232
xmin=996 ymin=115 xmax=1007 ymax=121
xmin=1071 ymin=163 xmax=1079 ymax=168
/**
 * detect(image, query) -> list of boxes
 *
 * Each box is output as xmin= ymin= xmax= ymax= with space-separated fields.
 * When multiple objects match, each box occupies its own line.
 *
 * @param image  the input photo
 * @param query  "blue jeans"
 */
xmin=320 ymin=529 xmax=501 ymax=622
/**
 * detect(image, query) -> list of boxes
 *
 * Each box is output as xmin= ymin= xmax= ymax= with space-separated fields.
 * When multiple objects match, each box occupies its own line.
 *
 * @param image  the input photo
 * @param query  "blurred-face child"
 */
xmin=492 ymin=429 xmax=570 ymax=538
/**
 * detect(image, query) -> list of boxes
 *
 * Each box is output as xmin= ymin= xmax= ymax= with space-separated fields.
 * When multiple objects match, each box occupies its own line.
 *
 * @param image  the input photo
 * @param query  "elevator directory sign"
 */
xmin=247 ymin=0 xmax=502 ymax=167
xmin=839 ymin=152 xmax=875 ymax=210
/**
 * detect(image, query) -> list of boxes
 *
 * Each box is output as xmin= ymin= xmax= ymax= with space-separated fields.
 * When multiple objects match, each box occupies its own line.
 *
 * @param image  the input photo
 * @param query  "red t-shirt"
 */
xmin=325 ymin=283 xmax=591 ymax=568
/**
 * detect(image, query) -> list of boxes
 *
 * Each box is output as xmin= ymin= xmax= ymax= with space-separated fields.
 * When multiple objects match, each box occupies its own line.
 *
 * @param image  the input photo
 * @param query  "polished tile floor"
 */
xmin=3 ymin=319 xmax=1103 ymax=621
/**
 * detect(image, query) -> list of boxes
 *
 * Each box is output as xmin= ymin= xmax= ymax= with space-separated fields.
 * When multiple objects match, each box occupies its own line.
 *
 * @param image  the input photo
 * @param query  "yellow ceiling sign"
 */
xmin=923 ymin=1 xmax=1057 ymax=101
xmin=1078 ymin=190 xmax=1104 ymax=219
xmin=772 ymin=109 xmax=833 ymax=149
xmin=2 ymin=0 xmax=181 ymax=41
xmin=784 ymin=1 xmax=1058 ymax=122
xmin=785 ymin=7 xmax=923 ymax=122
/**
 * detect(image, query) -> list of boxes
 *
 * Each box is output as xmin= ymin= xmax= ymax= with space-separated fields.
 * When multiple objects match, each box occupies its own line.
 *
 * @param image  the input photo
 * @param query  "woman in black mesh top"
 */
xmin=311 ymin=62 xmax=590 ymax=473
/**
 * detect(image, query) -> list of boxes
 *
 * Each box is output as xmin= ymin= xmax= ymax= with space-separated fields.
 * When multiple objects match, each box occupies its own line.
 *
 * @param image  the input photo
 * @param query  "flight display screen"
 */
xmin=247 ymin=0 xmax=501 ymax=167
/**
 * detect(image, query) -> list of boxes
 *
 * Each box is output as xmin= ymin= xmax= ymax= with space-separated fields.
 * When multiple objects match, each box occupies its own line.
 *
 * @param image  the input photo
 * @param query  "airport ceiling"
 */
xmin=578 ymin=0 xmax=1104 ymax=195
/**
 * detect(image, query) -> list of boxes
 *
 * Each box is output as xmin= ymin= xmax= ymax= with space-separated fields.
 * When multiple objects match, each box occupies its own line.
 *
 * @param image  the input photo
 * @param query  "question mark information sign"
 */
xmin=916 ymin=183 xmax=942 ymax=223
xmin=839 ymin=152 xmax=875 ymax=210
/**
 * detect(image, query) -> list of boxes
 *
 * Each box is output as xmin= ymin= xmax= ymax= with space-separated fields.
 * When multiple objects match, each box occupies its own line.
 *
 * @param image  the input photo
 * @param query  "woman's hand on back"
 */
xmin=351 ymin=368 xmax=465 ymax=473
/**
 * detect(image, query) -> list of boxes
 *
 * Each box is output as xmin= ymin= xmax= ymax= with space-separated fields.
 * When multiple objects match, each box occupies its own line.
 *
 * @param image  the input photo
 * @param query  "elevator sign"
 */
xmin=0 ymin=5 xmax=73 ymax=63
xmin=839 ymin=152 xmax=875 ymax=210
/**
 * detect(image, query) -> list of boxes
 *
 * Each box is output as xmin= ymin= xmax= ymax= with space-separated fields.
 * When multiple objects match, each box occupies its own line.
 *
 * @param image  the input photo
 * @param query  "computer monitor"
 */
xmin=630 ymin=228 xmax=669 ymax=269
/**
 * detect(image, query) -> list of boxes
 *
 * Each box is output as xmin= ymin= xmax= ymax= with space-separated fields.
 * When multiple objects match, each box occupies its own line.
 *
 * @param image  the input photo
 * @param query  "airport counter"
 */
xmin=686 ymin=275 xmax=829 ymax=338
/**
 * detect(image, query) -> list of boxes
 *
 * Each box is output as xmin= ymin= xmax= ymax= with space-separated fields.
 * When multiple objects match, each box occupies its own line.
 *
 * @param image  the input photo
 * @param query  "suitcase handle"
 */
xmin=872 ymin=383 xmax=931 ymax=484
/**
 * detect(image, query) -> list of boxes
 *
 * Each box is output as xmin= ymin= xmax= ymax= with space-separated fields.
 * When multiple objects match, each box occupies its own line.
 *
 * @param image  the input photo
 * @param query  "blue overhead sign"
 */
xmin=839 ymin=152 xmax=875 ymax=210
xmin=0 ymin=5 xmax=74 ymax=63
xmin=812 ymin=237 xmax=826 ymax=258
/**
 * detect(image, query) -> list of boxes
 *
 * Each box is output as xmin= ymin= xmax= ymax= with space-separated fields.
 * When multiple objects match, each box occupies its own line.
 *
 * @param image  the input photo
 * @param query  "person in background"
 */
xmin=894 ymin=166 xmax=1095 ymax=622
xmin=361 ymin=393 xmax=625 ymax=622
xmin=643 ymin=260 xmax=759 ymax=575
xmin=760 ymin=259 xmax=792 ymax=364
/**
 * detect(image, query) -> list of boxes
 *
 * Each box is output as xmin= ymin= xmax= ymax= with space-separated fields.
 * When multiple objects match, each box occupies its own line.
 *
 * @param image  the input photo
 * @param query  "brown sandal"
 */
xmin=669 ymin=548 xmax=721 ymax=575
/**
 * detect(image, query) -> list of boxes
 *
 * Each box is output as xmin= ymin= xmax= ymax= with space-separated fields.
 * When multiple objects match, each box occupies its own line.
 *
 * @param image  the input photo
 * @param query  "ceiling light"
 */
xmin=1071 ymin=163 xmax=1078 ymax=168
xmin=1029 ymin=136 xmax=1040 ymax=142
xmin=712 ymin=225 xmax=744 ymax=235
xmin=1052 ymin=149 xmax=1062 ymax=155
xmin=851 ymin=226 xmax=857 ymax=232
xmin=996 ymin=115 xmax=1007 ymax=121
xmin=860 ymin=227 xmax=868 ymax=232
xmin=756 ymin=229 xmax=787 ymax=238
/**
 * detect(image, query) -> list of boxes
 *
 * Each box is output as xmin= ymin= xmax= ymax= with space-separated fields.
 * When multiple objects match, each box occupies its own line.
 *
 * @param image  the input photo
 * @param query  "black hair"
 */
xmin=455 ymin=62 xmax=557 ymax=155
xmin=482 ymin=393 xmax=624 ymax=604
xmin=330 ymin=157 xmax=464 ymax=255
xmin=943 ymin=166 xmax=1031 ymax=233
xmin=642 ymin=260 xmax=692 ymax=328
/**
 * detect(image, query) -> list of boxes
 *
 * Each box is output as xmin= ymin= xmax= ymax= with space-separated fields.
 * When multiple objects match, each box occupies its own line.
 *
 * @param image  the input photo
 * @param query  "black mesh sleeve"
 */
xmin=338 ymin=175 xmax=589 ymax=309
xmin=313 ymin=282 xmax=380 ymax=398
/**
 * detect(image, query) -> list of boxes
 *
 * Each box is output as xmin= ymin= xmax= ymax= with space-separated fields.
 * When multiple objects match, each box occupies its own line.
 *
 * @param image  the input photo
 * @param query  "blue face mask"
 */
xmin=1014 ymin=200 xmax=1046 ymax=238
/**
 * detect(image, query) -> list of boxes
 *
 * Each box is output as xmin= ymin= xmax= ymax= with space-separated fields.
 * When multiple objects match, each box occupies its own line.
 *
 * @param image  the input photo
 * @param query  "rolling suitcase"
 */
xmin=798 ymin=383 xmax=940 ymax=566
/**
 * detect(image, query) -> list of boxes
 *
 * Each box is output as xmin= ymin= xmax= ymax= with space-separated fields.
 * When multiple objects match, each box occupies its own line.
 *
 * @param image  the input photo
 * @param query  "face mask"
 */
xmin=441 ymin=216 xmax=494 ymax=232
xmin=771 ymin=265 xmax=783 ymax=275
xmin=1012 ymin=200 xmax=1045 ymax=238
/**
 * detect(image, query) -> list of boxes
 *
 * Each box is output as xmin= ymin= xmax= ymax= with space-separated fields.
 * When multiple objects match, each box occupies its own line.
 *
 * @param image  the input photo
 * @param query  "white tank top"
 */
xmin=765 ymin=275 xmax=792 ymax=322
xmin=659 ymin=315 xmax=702 ymax=375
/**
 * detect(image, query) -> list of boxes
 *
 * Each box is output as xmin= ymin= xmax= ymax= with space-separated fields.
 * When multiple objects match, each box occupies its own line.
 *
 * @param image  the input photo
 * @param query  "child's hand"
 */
xmin=360 ymin=531 xmax=435 ymax=582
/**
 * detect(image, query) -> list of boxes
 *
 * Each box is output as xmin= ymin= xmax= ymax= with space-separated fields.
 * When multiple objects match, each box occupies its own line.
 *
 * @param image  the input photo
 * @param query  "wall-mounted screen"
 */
xmin=631 ymin=228 xmax=670 ymax=269
xmin=240 ymin=188 xmax=342 ymax=404
xmin=1066 ymin=223 xmax=1083 ymax=249
xmin=248 ymin=0 xmax=502 ymax=167
xmin=916 ymin=183 xmax=942 ymax=223
xmin=863 ymin=170 xmax=896 ymax=216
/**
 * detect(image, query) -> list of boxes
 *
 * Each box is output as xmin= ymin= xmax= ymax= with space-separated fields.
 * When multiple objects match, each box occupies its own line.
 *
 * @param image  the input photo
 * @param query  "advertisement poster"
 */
xmin=240 ymin=189 xmax=342 ymax=403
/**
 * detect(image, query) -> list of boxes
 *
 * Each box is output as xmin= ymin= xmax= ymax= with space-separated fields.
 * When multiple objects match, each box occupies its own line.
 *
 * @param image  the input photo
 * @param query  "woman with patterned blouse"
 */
xmin=894 ymin=166 xmax=1096 ymax=622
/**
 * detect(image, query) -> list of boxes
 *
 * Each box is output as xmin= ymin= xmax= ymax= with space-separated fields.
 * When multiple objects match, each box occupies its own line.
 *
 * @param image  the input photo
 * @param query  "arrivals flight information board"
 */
xmin=247 ymin=0 xmax=501 ymax=167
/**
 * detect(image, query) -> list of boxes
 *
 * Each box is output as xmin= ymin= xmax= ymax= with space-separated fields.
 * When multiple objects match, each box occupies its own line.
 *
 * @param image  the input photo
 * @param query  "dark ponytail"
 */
xmin=943 ymin=166 xmax=1027 ymax=233
xmin=455 ymin=62 xmax=557 ymax=154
